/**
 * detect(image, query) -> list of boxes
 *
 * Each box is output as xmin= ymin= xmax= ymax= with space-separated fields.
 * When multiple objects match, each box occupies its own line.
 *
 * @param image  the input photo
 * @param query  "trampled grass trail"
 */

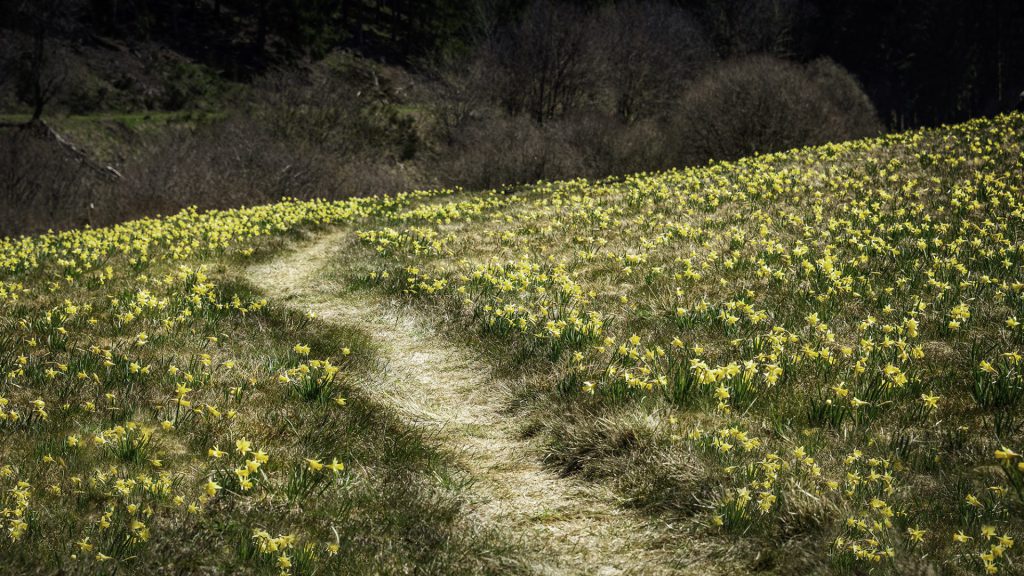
xmin=246 ymin=228 xmax=712 ymax=576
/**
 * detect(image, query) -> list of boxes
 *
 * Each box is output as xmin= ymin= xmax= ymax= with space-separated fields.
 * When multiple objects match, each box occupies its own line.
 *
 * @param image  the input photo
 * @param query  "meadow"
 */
xmin=1 ymin=112 xmax=1023 ymax=574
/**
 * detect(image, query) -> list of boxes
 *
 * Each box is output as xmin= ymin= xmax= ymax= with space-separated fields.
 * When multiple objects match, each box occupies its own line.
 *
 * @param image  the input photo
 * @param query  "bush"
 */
xmin=668 ymin=55 xmax=882 ymax=164
xmin=0 ymin=126 xmax=96 ymax=236
xmin=432 ymin=111 xmax=586 ymax=190
xmin=552 ymin=112 xmax=674 ymax=177
xmin=251 ymin=55 xmax=420 ymax=161
xmin=591 ymin=1 xmax=713 ymax=122
xmin=804 ymin=57 xmax=883 ymax=141
xmin=482 ymin=2 xmax=599 ymax=124
xmin=112 ymin=115 xmax=417 ymax=218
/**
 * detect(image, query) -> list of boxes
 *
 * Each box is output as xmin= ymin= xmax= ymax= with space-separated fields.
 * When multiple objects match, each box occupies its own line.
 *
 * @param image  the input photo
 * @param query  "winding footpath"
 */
xmin=246 ymin=229 xmax=706 ymax=576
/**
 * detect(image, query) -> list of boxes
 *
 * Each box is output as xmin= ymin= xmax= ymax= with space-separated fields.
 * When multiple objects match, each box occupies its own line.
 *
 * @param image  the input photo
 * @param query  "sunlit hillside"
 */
xmin=2 ymin=112 xmax=1023 ymax=575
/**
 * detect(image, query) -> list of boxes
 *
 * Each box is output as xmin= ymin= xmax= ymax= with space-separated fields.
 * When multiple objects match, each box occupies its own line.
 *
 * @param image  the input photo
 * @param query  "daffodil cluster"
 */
xmin=0 ymin=196 xmax=387 ymax=572
xmin=356 ymin=112 xmax=1024 ymax=572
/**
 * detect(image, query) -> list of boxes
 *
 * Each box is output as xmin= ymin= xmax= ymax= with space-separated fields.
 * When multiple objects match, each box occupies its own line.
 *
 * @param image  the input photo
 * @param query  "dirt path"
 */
xmin=246 ymin=229 xmax=696 ymax=576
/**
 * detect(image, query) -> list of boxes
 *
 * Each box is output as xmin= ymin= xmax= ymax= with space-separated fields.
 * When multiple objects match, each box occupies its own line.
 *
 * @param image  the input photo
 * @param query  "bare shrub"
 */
xmin=556 ymin=112 xmax=673 ymax=177
xmin=669 ymin=55 xmax=882 ymax=164
xmin=483 ymin=2 xmax=598 ymax=124
xmin=112 ymin=118 xmax=341 ymax=215
xmin=0 ymin=127 xmax=95 ymax=236
xmin=592 ymin=1 xmax=714 ymax=122
xmin=105 ymin=110 xmax=422 ymax=226
xmin=420 ymin=56 xmax=498 ymax=147
xmin=332 ymin=155 xmax=420 ymax=198
xmin=432 ymin=112 xmax=586 ymax=190
xmin=804 ymin=57 xmax=882 ymax=140
xmin=0 ymin=7 xmax=889 ymax=238
xmin=251 ymin=56 xmax=419 ymax=161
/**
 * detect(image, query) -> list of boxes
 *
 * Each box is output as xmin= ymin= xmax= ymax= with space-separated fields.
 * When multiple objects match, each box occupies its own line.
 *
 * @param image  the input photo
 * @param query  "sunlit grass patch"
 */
xmin=0 ymin=203 xmax=517 ymax=574
xmin=350 ymin=112 xmax=1024 ymax=574
xmin=3 ymin=111 xmax=1024 ymax=575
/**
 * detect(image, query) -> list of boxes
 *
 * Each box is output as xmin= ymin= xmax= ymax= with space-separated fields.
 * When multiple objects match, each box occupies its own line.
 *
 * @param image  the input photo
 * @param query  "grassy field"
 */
xmin=1 ymin=113 xmax=1023 ymax=574
xmin=347 ymin=112 xmax=1024 ymax=574
xmin=0 ymin=203 xmax=519 ymax=574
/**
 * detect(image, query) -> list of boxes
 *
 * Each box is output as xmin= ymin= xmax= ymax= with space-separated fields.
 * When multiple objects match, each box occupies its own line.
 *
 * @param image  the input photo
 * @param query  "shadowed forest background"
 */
xmin=2 ymin=0 xmax=1023 ymax=236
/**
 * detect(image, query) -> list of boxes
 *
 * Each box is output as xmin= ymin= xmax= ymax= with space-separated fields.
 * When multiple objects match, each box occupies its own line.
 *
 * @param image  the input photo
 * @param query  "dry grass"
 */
xmin=0 ymin=202 xmax=520 ymax=575
xmin=346 ymin=113 xmax=1024 ymax=575
xmin=3 ymin=112 xmax=1023 ymax=575
xmin=247 ymin=230 xmax=726 ymax=575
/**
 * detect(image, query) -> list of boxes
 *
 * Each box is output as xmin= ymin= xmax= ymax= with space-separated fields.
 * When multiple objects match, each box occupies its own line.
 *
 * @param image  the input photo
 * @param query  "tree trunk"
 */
xmin=30 ymin=23 xmax=47 ymax=122
xmin=256 ymin=0 xmax=269 ymax=56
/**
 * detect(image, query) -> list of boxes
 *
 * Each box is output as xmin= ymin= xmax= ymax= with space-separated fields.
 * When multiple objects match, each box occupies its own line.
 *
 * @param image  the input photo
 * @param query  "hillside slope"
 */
xmin=1 ymin=113 xmax=1023 ymax=575
xmin=246 ymin=230 xmax=705 ymax=575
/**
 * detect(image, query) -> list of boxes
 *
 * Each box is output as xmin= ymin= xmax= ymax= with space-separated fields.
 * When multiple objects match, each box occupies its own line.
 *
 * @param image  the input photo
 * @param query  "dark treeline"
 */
xmin=4 ymin=0 xmax=1022 ymax=129
xmin=1 ymin=0 xmax=1022 ymax=236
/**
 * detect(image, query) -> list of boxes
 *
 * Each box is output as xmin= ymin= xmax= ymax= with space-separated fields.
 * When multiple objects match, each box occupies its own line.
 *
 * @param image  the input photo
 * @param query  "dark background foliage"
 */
xmin=1 ymin=0 xmax=1022 ymax=236
xmin=5 ymin=0 xmax=1018 ymax=127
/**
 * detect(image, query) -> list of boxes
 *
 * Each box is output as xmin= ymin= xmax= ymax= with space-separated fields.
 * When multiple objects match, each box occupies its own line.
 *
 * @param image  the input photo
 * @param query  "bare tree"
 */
xmin=486 ymin=2 xmax=598 ymax=124
xmin=697 ymin=0 xmax=812 ymax=58
xmin=12 ymin=0 xmax=76 ymax=122
xmin=593 ymin=1 xmax=714 ymax=123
